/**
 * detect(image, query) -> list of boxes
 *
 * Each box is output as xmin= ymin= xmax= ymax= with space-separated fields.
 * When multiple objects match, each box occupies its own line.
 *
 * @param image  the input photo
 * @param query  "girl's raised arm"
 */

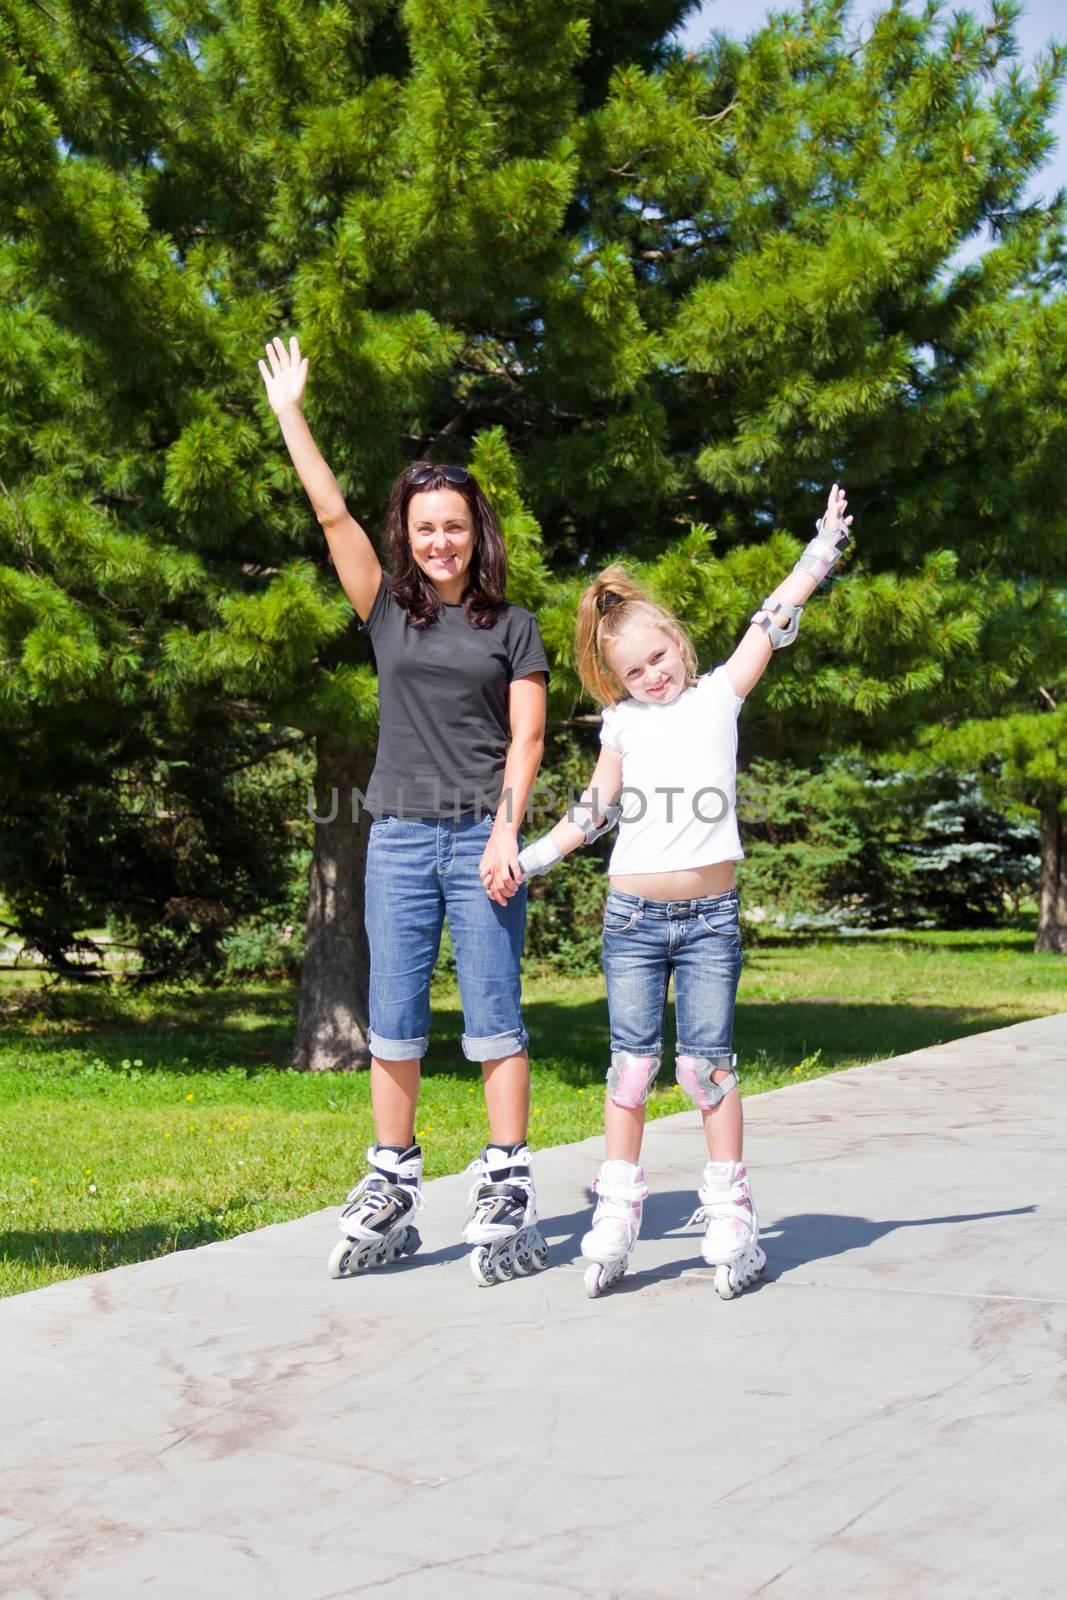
xmin=258 ymin=335 xmax=382 ymax=622
xmin=725 ymin=484 xmax=853 ymax=700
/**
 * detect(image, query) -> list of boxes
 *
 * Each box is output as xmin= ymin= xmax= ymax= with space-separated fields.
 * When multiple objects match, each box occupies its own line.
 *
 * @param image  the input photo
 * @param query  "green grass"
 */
xmin=1 ymin=923 xmax=1063 ymax=1298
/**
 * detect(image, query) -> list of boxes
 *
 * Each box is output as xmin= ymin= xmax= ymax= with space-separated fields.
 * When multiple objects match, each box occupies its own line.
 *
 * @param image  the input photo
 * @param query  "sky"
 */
xmin=677 ymin=0 xmax=1067 ymax=225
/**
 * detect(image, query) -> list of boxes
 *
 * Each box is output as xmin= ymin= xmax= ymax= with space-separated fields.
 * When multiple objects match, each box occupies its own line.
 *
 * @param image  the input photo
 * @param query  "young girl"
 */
xmin=515 ymin=486 xmax=853 ymax=1298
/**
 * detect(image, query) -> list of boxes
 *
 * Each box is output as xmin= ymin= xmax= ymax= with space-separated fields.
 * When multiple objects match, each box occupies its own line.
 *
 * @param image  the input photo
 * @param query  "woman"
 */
xmin=259 ymin=335 xmax=549 ymax=1286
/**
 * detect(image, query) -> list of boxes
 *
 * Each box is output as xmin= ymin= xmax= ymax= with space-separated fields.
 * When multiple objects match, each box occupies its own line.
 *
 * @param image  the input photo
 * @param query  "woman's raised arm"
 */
xmin=258 ymin=335 xmax=382 ymax=621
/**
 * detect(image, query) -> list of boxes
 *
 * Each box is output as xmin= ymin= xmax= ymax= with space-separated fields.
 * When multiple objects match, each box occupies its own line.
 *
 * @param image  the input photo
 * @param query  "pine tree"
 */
xmin=2 ymin=1 xmax=1063 ymax=1070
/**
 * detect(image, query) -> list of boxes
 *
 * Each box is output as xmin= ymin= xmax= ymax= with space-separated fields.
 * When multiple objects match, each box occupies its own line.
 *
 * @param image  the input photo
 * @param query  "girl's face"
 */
xmin=407 ymin=488 xmax=476 ymax=602
xmin=605 ymin=622 xmax=688 ymax=705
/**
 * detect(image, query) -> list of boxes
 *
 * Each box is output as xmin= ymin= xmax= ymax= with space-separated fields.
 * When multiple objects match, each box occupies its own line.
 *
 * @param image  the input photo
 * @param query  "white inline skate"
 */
xmin=328 ymin=1143 xmax=424 ymax=1279
xmin=688 ymin=1159 xmax=766 ymax=1300
xmin=464 ymin=1143 xmax=549 ymax=1286
xmin=581 ymin=1159 xmax=649 ymax=1298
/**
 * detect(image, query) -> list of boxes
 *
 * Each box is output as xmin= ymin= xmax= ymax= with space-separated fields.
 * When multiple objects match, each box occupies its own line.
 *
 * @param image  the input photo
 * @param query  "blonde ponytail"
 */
xmin=575 ymin=564 xmax=697 ymax=706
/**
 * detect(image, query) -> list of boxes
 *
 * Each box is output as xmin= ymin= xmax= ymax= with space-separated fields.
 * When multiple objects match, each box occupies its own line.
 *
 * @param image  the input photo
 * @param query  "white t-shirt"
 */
xmin=599 ymin=667 xmax=744 ymax=874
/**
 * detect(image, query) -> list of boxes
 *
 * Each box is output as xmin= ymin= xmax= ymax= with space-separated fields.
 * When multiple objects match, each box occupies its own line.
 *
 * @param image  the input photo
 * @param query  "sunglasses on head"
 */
xmin=409 ymin=463 xmax=471 ymax=489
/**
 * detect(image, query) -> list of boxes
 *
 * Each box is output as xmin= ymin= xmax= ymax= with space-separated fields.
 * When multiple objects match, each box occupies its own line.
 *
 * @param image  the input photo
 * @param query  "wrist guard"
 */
xmin=517 ymin=836 xmax=564 ymax=878
xmin=794 ymin=512 xmax=852 ymax=583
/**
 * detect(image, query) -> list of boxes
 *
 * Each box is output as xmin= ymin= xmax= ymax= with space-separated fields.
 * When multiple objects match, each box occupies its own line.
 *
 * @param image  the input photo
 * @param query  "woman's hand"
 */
xmin=258 ymin=335 xmax=308 ymax=418
xmin=480 ymin=825 xmax=522 ymax=906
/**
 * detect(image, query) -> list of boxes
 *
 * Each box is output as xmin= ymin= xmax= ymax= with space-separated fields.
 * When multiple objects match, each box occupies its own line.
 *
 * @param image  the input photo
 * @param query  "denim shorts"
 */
xmin=602 ymin=888 xmax=743 ymax=1058
xmin=364 ymin=813 xmax=528 ymax=1063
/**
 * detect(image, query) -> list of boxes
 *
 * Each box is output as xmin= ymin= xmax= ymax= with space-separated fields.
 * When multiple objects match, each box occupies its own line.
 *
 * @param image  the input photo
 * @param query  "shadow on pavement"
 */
xmin=761 ymin=1204 xmax=1036 ymax=1277
xmin=530 ymin=1195 xmax=1038 ymax=1297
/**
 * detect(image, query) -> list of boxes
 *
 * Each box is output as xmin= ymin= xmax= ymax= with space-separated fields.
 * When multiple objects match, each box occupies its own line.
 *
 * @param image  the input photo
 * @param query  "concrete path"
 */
xmin=2 ymin=1014 xmax=1065 ymax=1600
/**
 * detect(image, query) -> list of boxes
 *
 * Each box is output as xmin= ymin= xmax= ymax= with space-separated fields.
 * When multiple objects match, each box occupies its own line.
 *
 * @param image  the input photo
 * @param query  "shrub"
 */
xmin=737 ymin=760 xmax=1039 ymax=929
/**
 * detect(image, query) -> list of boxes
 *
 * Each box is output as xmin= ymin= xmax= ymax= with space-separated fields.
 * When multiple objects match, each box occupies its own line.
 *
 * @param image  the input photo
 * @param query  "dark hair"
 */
xmin=384 ymin=462 xmax=508 ymax=629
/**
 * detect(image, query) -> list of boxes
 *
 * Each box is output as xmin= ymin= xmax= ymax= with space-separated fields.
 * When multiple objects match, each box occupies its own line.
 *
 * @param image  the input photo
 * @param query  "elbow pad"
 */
xmin=750 ymin=597 xmax=803 ymax=650
xmin=568 ymin=791 xmax=623 ymax=844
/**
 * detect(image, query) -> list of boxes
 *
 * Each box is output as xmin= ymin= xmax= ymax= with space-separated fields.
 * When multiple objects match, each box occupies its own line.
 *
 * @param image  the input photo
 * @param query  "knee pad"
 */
xmin=676 ymin=1053 xmax=738 ymax=1111
xmin=606 ymin=1051 xmax=661 ymax=1108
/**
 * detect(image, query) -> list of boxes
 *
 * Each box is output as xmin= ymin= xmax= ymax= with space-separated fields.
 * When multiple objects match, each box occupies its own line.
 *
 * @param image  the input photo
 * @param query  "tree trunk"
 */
xmin=291 ymin=736 xmax=374 ymax=1070
xmin=1035 ymin=798 xmax=1067 ymax=954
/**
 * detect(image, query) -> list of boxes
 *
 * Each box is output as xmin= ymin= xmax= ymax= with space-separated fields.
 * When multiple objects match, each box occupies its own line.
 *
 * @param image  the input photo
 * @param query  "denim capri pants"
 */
xmin=602 ymin=888 xmax=743 ymax=1059
xmin=364 ymin=813 xmax=528 ymax=1063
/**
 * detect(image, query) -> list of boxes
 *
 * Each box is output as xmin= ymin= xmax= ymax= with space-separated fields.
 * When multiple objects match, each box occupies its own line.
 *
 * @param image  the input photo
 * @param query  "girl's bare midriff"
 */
xmin=609 ymin=860 xmax=737 ymax=901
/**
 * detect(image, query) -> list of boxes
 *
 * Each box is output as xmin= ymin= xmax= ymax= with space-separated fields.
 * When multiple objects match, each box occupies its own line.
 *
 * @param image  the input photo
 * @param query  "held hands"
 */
xmin=258 ymin=335 xmax=308 ymax=418
xmin=479 ymin=825 xmax=523 ymax=906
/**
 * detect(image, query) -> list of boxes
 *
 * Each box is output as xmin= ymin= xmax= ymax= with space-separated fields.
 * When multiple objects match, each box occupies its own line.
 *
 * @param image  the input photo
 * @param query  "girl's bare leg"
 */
xmin=604 ymin=1095 xmax=646 ymax=1164
xmin=701 ymin=1067 xmax=743 ymax=1162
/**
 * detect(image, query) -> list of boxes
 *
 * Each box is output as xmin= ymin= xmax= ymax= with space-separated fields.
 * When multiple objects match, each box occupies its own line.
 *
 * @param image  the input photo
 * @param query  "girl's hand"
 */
xmin=822 ymin=482 xmax=853 ymax=541
xmin=258 ymin=335 xmax=309 ymax=418
xmin=480 ymin=827 xmax=522 ymax=906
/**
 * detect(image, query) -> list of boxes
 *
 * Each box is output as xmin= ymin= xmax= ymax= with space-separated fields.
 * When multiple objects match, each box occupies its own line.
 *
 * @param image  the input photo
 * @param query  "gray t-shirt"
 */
xmin=362 ymin=576 xmax=550 ymax=819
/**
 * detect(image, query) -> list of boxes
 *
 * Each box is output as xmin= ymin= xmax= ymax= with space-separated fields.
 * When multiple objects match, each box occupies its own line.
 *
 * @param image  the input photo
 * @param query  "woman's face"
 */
xmin=605 ymin=622 xmax=688 ymax=705
xmin=407 ymin=488 xmax=476 ymax=603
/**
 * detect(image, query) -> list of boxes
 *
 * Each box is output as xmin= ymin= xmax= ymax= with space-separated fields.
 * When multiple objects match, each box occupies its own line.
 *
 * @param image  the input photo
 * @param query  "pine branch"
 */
xmin=634 ymin=239 xmax=712 ymax=261
xmin=695 ymin=99 xmax=738 ymax=125
xmin=219 ymin=699 xmax=274 ymax=725
xmin=0 ymin=477 xmax=40 ymax=571
xmin=419 ymin=408 xmax=475 ymax=448
xmin=606 ymin=152 xmax=652 ymax=178
xmin=213 ymin=733 xmax=311 ymax=778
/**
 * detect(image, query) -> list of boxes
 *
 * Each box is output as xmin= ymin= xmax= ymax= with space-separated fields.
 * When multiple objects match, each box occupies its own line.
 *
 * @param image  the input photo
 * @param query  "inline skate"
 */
xmin=464 ymin=1143 xmax=549 ymax=1286
xmin=688 ymin=1159 xmax=766 ymax=1299
xmin=328 ymin=1143 xmax=423 ymax=1278
xmin=581 ymin=1159 xmax=648 ymax=1298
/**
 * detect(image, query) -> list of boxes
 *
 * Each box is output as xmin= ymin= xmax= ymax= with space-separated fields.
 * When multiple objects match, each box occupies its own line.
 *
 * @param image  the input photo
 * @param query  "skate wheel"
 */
xmin=403 ymin=1226 xmax=422 ymax=1258
xmin=387 ymin=1236 xmax=407 ymax=1263
xmin=494 ymin=1248 xmax=515 ymax=1283
xmin=531 ymin=1234 xmax=550 ymax=1272
xmin=584 ymin=1262 xmax=604 ymax=1299
xmin=512 ymin=1240 xmax=533 ymax=1276
xmin=739 ymin=1248 xmax=766 ymax=1290
xmin=470 ymin=1247 xmax=495 ymax=1287
xmin=714 ymin=1263 xmax=736 ymax=1300
xmin=328 ymin=1239 xmax=354 ymax=1279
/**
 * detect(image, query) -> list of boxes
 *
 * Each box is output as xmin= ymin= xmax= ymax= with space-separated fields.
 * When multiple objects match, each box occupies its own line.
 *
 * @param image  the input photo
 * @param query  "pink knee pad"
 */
xmin=676 ymin=1053 xmax=738 ymax=1111
xmin=606 ymin=1051 xmax=661 ymax=1108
